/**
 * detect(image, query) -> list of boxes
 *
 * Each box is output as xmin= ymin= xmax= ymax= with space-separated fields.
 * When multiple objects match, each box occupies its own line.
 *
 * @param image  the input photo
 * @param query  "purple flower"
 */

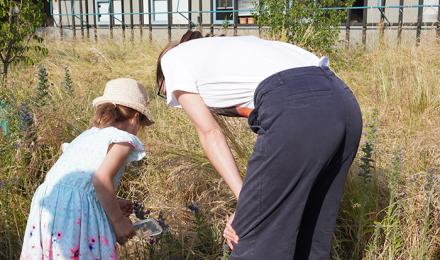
xmin=0 ymin=180 xmax=4 ymax=189
xmin=134 ymin=202 xmax=149 ymax=220
xmin=18 ymin=103 xmax=33 ymax=132
xmin=187 ymin=202 xmax=200 ymax=215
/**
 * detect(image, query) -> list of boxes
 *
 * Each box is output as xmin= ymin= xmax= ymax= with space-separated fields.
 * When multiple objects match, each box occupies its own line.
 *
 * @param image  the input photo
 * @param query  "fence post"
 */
xmin=129 ymin=0 xmax=134 ymax=40
xmin=58 ymin=0 xmax=63 ymax=38
xmin=437 ymin=0 xmax=440 ymax=39
xmin=379 ymin=0 xmax=386 ymax=43
xmin=121 ymin=0 xmax=126 ymax=38
xmin=233 ymin=0 xmax=238 ymax=36
xmin=398 ymin=0 xmax=404 ymax=44
xmin=92 ymin=0 xmax=97 ymax=40
xmin=110 ymin=0 xmax=114 ymax=38
xmin=148 ymin=0 xmax=152 ymax=41
xmin=362 ymin=0 xmax=367 ymax=47
xmin=167 ymin=0 xmax=172 ymax=41
xmin=188 ymin=0 xmax=192 ymax=29
xmin=71 ymin=0 xmax=77 ymax=38
xmin=139 ymin=0 xmax=144 ymax=38
xmin=416 ymin=0 xmax=424 ymax=45
xmin=85 ymin=0 xmax=90 ymax=38
xmin=210 ymin=0 xmax=213 ymax=34
xmin=129 ymin=0 xmax=134 ymax=28
xmin=346 ymin=8 xmax=351 ymax=48
xmin=198 ymin=0 xmax=202 ymax=32
xmin=79 ymin=0 xmax=84 ymax=37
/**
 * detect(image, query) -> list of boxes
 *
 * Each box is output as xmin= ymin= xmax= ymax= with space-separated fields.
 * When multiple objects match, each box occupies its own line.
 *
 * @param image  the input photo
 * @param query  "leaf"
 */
xmin=0 ymin=0 xmax=45 ymax=78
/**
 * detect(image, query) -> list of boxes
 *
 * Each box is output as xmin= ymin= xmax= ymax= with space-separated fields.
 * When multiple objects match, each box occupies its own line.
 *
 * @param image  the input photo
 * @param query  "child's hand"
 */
xmin=118 ymin=199 xmax=133 ymax=217
xmin=113 ymin=216 xmax=135 ymax=245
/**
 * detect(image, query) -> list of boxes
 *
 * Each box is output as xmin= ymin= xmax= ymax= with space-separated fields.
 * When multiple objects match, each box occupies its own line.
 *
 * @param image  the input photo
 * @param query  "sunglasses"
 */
xmin=157 ymin=79 xmax=166 ymax=99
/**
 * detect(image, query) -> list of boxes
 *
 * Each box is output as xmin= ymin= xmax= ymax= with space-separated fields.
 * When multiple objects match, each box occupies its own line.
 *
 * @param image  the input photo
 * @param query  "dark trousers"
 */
xmin=231 ymin=66 xmax=362 ymax=260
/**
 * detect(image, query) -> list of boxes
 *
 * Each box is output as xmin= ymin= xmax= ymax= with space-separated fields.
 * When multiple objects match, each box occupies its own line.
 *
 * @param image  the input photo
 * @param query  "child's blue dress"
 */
xmin=20 ymin=127 xmax=146 ymax=260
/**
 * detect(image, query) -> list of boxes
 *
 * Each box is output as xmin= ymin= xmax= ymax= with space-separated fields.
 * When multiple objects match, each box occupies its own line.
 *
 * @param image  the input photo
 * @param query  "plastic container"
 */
xmin=133 ymin=218 xmax=163 ymax=239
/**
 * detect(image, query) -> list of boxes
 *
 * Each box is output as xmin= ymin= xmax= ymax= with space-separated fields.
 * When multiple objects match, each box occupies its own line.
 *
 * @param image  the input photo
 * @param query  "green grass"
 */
xmin=1 ymin=38 xmax=439 ymax=259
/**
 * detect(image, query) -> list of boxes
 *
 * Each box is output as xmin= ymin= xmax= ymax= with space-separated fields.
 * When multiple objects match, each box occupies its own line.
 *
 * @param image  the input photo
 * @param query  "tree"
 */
xmin=254 ymin=0 xmax=353 ymax=54
xmin=0 ymin=0 xmax=47 ymax=80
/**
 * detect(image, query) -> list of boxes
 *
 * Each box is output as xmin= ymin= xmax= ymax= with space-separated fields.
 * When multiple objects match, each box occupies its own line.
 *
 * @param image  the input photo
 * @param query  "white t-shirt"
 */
xmin=161 ymin=36 xmax=328 ymax=111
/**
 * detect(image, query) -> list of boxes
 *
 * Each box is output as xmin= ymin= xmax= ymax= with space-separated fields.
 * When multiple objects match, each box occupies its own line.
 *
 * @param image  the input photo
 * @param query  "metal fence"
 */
xmin=48 ymin=1 xmax=440 ymax=45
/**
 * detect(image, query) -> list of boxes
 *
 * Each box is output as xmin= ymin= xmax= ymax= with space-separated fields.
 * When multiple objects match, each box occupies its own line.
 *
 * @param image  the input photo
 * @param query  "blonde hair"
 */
xmin=93 ymin=103 xmax=150 ymax=128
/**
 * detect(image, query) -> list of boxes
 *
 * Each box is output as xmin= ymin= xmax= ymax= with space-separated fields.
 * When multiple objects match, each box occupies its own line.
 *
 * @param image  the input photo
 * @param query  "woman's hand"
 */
xmin=118 ymin=199 xmax=133 ymax=217
xmin=112 ymin=216 xmax=135 ymax=245
xmin=224 ymin=212 xmax=239 ymax=250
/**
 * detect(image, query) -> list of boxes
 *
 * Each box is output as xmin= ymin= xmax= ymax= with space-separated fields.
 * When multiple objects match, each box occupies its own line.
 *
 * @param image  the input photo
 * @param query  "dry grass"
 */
xmin=0 ymin=38 xmax=439 ymax=259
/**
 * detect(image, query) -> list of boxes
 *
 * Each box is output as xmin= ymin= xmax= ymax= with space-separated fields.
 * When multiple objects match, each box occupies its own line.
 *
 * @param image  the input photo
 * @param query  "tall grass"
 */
xmin=0 ymin=38 xmax=439 ymax=259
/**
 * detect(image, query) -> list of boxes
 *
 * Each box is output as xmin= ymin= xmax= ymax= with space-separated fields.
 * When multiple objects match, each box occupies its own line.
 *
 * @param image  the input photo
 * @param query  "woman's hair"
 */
xmin=155 ymin=30 xmax=203 ymax=90
xmin=93 ymin=103 xmax=150 ymax=128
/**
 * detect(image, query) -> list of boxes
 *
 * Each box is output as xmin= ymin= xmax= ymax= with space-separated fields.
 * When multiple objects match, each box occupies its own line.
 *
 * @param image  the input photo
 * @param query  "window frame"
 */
xmin=213 ymin=0 xmax=235 ymax=24
xmin=150 ymin=0 xmax=169 ymax=24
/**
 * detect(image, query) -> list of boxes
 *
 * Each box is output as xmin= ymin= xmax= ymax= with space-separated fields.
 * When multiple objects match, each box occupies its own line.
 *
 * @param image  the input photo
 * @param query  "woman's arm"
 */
xmin=93 ymin=143 xmax=135 ymax=243
xmin=174 ymin=91 xmax=243 ymax=198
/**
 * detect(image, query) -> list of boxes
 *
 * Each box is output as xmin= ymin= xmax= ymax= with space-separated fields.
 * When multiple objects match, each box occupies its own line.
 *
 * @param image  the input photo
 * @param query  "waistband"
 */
xmin=254 ymin=66 xmax=335 ymax=106
xmin=275 ymin=65 xmax=331 ymax=80
xmin=43 ymin=175 xmax=97 ymax=194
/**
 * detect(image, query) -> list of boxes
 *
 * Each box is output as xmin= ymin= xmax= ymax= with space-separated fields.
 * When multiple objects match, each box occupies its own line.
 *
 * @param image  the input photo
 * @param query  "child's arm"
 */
xmin=93 ymin=143 xmax=135 ymax=244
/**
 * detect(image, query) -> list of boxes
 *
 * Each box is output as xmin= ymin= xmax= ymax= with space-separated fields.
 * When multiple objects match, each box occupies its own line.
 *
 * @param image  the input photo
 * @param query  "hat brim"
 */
xmin=92 ymin=96 xmax=154 ymax=126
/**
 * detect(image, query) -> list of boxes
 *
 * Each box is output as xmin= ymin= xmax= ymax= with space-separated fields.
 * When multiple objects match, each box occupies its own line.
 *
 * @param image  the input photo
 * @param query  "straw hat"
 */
xmin=92 ymin=78 xmax=154 ymax=126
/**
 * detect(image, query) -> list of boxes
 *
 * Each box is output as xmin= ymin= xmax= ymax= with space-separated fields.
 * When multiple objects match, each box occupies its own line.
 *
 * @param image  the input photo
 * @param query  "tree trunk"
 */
xmin=2 ymin=62 xmax=8 ymax=82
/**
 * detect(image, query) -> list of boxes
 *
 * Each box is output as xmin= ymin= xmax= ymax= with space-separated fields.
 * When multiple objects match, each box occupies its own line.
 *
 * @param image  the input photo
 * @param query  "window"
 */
xmin=96 ymin=0 xmax=122 ymax=26
xmin=350 ymin=0 xmax=365 ymax=24
xmin=96 ymin=0 xmax=110 ymax=25
xmin=213 ymin=0 xmax=234 ymax=24
xmin=238 ymin=0 xmax=254 ymax=17
xmin=151 ymin=0 xmax=168 ymax=24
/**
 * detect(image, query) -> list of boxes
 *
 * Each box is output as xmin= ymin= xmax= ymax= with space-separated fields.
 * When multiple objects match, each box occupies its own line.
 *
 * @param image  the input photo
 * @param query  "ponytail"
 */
xmin=179 ymin=30 xmax=203 ymax=43
xmin=156 ymin=30 xmax=203 ymax=90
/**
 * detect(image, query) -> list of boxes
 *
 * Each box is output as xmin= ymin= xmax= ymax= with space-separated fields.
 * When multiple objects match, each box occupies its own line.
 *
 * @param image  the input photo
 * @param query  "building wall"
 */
xmin=52 ymin=0 xmax=261 ymax=27
xmin=366 ymin=0 xmax=439 ymax=23
xmin=49 ymin=0 xmax=439 ymax=47
xmin=52 ymin=0 xmax=193 ymax=27
xmin=52 ymin=0 xmax=439 ymax=27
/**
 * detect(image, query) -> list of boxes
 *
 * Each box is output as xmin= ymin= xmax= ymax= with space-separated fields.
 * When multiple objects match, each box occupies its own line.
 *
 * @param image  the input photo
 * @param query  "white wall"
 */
xmin=142 ymin=0 xmax=190 ymax=25
xmin=367 ymin=0 xmax=439 ymax=24
xmin=424 ymin=0 xmax=439 ymax=22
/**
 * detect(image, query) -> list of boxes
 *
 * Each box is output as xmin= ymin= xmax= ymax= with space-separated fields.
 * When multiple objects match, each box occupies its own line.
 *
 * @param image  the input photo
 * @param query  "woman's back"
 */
xmin=161 ymin=36 xmax=328 ymax=110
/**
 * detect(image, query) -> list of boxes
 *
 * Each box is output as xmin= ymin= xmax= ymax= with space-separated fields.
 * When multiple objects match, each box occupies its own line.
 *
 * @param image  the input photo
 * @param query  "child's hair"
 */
xmin=93 ymin=103 xmax=150 ymax=128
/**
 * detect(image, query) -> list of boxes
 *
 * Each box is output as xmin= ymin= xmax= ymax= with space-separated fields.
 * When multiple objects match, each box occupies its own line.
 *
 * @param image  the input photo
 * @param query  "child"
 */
xmin=20 ymin=78 xmax=154 ymax=259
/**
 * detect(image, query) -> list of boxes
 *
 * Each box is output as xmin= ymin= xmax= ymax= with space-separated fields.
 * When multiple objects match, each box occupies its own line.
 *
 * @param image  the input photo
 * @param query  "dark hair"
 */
xmin=93 ymin=103 xmax=150 ymax=128
xmin=155 ymin=30 xmax=203 ymax=91
xmin=180 ymin=30 xmax=203 ymax=43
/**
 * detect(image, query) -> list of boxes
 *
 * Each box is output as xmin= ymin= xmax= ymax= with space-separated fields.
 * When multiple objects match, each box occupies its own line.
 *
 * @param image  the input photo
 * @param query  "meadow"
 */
xmin=0 ymin=37 xmax=439 ymax=259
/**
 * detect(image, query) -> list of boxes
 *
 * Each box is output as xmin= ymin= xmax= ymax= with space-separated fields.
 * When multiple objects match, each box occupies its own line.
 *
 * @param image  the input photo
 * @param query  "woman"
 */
xmin=156 ymin=30 xmax=362 ymax=260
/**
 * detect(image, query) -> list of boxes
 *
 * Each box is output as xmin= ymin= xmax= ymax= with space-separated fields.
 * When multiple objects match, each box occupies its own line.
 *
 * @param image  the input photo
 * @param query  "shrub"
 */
xmin=254 ymin=0 xmax=352 ymax=54
xmin=0 ymin=0 xmax=47 ymax=80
